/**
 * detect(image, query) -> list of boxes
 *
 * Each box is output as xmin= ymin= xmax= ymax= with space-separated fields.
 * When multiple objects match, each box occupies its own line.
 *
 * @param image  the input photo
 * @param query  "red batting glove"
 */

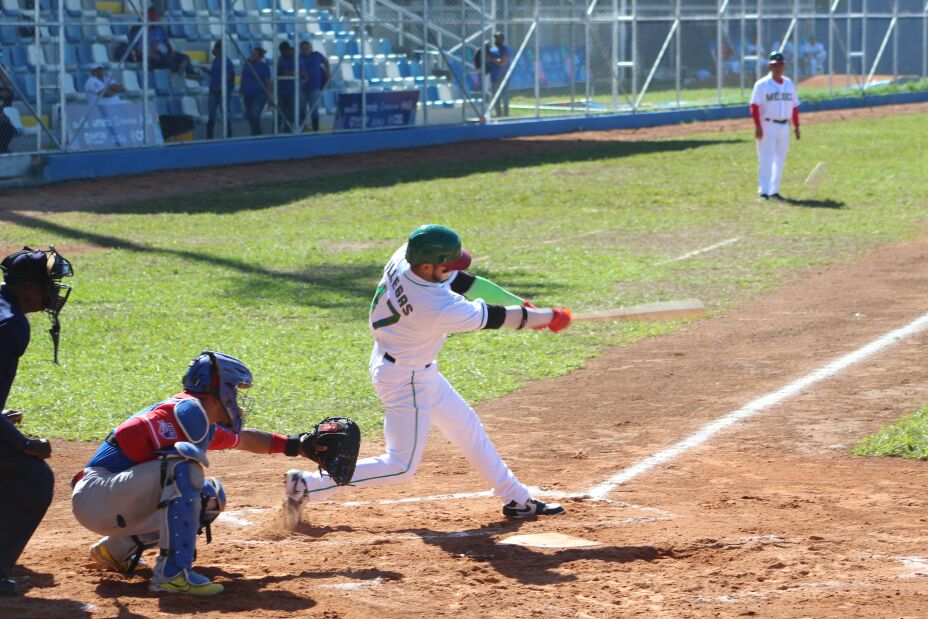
xmin=548 ymin=307 xmax=572 ymax=333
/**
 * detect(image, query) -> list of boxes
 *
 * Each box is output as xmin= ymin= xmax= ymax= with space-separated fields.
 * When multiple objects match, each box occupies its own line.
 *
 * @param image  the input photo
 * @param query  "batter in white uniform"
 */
xmin=750 ymin=51 xmax=801 ymax=200
xmin=285 ymin=224 xmax=572 ymax=519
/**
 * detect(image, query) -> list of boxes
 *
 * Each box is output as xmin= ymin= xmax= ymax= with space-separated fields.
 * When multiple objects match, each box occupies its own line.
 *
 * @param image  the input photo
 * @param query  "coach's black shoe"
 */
xmin=758 ymin=193 xmax=770 ymax=200
xmin=502 ymin=498 xmax=566 ymax=519
xmin=770 ymin=193 xmax=784 ymax=200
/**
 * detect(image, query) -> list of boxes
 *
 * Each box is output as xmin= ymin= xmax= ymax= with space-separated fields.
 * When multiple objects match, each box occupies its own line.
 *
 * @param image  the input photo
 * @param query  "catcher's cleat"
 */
xmin=149 ymin=569 xmax=223 ymax=595
xmin=502 ymin=498 xmax=566 ymax=519
xmin=90 ymin=541 xmax=133 ymax=575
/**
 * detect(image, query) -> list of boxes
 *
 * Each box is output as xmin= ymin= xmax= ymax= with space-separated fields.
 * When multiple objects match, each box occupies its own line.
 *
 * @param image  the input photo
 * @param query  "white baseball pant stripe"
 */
xmin=300 ymin=363 xmax=532 ymax=505
xmin=757 ymin=120 xmax=791 ymax=196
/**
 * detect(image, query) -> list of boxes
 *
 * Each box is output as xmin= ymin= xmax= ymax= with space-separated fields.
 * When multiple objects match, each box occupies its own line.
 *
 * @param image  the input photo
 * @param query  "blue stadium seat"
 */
xmin=322 ymin=88 xmax=335 ymax=111
xmin=64 ymin=23 xmax=81 ymax=43
xmin=344 ymin=40 xmax=359 ymax=56
xmin=167 ymin=97 xmax=183 ymax=115
xmin=234 ymin=22 xmax=250 ymax=41
xmin=76 ymin=43 xmax=94 ymax=70
xmin=397 ymin=59 xmax=410 ymax=78
xmin=155 ymin=97 xmax=169 ymax=115
xmin=182 ymin=22 xmax=199 ymax=41
xmin=426 ymin=85 xmax=439 ymax=102
xmin=152 ymin=69 xmax=172 ymax=95
xmin=63 ymin=44 xmax=78 ymax=70
xmin=0 ymin=26 xmax=17 ymax=45
xmin=9 ymin=45 xmax=28 ymax=72
xmin=377 ymin=38 xmax=391 ymax=55
xmin=167 ymin=0 xmax=183 ymax=16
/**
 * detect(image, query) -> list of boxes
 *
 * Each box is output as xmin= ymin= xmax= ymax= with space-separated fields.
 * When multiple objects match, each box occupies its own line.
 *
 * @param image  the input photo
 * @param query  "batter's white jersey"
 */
xmin=368 ymin=244 xmax=489 ymax=367
xmin=750 ymin=73 xmax=799 ymax=120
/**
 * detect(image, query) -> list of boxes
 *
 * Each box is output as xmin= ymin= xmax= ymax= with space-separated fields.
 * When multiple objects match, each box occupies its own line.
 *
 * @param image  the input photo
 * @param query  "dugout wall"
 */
xmin=0 ymin=0 xmax=926 ymax=180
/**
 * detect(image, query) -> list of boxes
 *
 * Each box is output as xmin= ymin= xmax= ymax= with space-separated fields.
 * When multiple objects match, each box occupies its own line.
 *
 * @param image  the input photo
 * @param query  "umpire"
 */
xmin=0 ymin=246 xmax=74 ymax=595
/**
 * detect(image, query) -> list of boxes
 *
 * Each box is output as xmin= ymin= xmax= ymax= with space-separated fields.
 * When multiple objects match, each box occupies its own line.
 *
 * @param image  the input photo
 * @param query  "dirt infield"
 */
xmin=3 ymin=104 xmax=928 ymax=618
xmin=1 ymin=101 xmax=927 ymax=213
xmin=5 ymin=226 xmax=928 ymax=618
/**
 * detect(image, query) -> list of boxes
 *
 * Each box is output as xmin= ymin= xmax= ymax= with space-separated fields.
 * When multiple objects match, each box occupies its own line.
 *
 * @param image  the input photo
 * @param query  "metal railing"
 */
xmin=0 ymin=0 xmax=925 ymax=160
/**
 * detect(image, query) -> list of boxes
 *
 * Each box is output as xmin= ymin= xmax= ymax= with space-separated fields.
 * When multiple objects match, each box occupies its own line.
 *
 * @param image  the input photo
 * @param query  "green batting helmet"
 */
xmin=405 ymin=224 xmax=463 ymax=266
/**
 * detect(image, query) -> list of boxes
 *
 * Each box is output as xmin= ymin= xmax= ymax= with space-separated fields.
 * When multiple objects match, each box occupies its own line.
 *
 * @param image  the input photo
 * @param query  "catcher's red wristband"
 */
xmin=268 ymin=433 xmax=288 ymax=454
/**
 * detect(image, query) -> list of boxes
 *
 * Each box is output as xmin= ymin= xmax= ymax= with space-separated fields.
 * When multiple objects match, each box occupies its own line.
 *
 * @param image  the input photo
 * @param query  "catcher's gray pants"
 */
xmin=72 ymin=458 xmax=204 ymax=565
xmin=0 ymin=442 xmax=53 ymax=578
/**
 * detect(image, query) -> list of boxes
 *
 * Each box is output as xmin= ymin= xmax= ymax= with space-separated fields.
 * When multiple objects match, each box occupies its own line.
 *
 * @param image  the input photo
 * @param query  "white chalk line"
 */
xmin=660 ymin=237 xmax=740 ymax=264
xmin=587 ymin=309 xmax=928 ymax=500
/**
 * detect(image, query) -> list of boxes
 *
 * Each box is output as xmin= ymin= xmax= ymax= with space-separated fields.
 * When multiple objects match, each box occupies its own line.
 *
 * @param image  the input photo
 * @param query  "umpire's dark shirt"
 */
xmin=0 ymin=284 xmax=29 ymax=449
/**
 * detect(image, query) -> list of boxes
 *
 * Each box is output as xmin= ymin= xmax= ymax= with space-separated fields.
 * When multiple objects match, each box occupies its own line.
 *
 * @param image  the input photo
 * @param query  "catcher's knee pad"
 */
xmin=199 ymin=477 xmax=226 ymax=543
xmin=159 ymin=458 xmax=205 ymax=572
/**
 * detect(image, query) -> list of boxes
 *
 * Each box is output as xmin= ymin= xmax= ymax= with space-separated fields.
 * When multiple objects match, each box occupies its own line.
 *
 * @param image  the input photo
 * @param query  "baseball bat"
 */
xmin=573 ymin=299 xmax=706 ymax=323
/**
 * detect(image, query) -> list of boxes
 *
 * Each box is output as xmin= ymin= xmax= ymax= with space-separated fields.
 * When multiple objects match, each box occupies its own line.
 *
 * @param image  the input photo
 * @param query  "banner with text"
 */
xmin=66 ymin=102 xmax=164 ymax=151
xmin=334 ymin=91 xmax=419 ymax=130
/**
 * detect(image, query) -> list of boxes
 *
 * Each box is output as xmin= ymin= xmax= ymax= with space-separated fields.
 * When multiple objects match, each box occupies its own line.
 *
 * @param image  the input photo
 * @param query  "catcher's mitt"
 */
xmin=289 ymin=417 xmax=360 ymax=486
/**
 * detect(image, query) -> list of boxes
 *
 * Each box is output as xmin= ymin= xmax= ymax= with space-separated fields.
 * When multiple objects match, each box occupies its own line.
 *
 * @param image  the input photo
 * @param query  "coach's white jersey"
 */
xmin=750 ymin=74 xmax=799 ymax=120
xmin=368 ymin=244 xmax=488 ymax=367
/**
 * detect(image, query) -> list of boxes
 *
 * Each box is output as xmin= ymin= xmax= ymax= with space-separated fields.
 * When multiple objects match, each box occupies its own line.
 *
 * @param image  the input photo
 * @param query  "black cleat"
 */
xmin=770 ymin=193 xmax=784 ymax=200
xmin=502 ymin=498 xmax=566 ymax=519
xmin=759 ymin=193 xmax=770 ymax=200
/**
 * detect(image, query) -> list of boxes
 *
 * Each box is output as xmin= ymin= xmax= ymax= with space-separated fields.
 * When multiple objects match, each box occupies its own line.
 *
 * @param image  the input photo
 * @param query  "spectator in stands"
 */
xmin=241 ymin=47 xmax=272 ymax=136
xmin=801 ymin=36 xmax=826 ymax=76
xmin=720 ymin=40 xmax=739 ymax=75
xmin=486 ymin=32 xmax=510 ymax=117
xmin=128 ymin=8 xmax=198 ymax=79
xmin=0 ymin=67 xmax=16 ymax=154
xmin=277 ymin=41 xmax=297 ymax=132
xmin=84 ymin=65 xmax=125 ymax=107
xmin=205 ymin=40 xmax=235 ymax=140
xmin=745 ymin=34 xmax=764 ymax=75
xmin=298 ymin=40 xmax=330 ymax=132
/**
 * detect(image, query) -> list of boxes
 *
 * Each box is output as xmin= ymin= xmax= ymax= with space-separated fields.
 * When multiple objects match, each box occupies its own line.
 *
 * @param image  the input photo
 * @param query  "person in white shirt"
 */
xmin=285 ymin=224 xmax=573 ymax=521
xmin=84 ymin=65 xmax=125 ymax=107
xmin=801 ymin=36 xmax=827 ymax=76
xmin=749 ymin=51 xmax=801 ymax=200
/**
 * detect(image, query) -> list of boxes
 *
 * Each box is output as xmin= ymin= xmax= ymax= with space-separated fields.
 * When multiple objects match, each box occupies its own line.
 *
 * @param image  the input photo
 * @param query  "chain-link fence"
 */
xmin=0 ymin=0 xmax=925 ymax=159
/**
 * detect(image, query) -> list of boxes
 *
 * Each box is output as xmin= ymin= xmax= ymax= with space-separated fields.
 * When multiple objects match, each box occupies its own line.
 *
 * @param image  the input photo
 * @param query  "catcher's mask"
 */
xmin=182 ymin=351 xmax=253 ymax=433
xmin=1 ymin=246 xmax=74 ymax=363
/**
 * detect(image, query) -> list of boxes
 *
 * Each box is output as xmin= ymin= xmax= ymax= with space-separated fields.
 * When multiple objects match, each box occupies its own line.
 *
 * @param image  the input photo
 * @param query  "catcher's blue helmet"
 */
xmin=183 ymin=351 xmax=252 ymax=433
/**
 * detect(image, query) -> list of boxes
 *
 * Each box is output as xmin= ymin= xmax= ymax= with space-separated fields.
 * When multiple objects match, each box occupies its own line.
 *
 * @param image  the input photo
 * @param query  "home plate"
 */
xmin=498 ymin=532 xmax=600 ymax=549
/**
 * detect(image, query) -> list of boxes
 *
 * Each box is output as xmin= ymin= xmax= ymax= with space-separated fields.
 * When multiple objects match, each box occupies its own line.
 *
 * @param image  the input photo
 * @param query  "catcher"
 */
xmin=71 ymin=351 xmax=360 ymax=595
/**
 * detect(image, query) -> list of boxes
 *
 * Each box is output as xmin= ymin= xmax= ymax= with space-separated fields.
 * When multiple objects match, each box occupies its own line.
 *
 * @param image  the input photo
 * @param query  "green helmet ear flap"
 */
xmin=405 ymin=224 xmax=463 ymax=266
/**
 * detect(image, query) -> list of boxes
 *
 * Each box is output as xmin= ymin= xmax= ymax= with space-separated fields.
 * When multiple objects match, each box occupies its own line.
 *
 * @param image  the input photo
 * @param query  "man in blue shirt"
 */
xmin=205 ymin=40 xmax=235 ymax=140
xmin=241 ymin=47 xmax=272 ymax=136
xmin=276 ymin=41 xmax=297 ymax=133
xmin=486 ymin=32 xmax=511 ymax=117
xmin=298 ymin=41 xmax=330 ymax=132
xmin=0 ymin=247 xmax=73 ymax=596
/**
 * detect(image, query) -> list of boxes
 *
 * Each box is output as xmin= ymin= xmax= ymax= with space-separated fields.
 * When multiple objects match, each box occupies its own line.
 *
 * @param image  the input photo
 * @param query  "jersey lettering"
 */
xmin=765 ymin=92 xmax=793 ymax=101
xmin=370 ymin=284 xmax=401 ymax=329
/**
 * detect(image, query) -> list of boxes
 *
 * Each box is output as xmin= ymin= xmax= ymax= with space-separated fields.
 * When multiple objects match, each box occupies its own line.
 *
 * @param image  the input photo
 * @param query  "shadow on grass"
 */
xmin=0 ymin=210 xmax=567 ymax=308
xmin=18 ymin=137 xmax=739 ymax=216
xmin=779 ymin=196 xmax=845 ymax=209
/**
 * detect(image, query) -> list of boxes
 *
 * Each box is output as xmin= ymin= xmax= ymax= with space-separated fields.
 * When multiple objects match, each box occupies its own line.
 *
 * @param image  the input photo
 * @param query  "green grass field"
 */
xmin=854 ymin=406 xmax=928 ymax=460
xmin=2 ymin=110 xmax=927 ymax=443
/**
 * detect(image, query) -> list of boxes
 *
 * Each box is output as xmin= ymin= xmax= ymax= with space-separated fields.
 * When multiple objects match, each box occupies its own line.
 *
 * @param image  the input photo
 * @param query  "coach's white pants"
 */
xmin=298 ymin=359 xmax=531 ymax=505
xmin=757 ymin=120 xmax=791 ymax=196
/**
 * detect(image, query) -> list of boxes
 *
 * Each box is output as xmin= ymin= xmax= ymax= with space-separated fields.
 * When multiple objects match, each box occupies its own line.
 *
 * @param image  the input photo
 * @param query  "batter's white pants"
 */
xmin=756 ymin=120 xmax=791 ymax=196
xmin=297 ymin=360 xmax=532 ymax=505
